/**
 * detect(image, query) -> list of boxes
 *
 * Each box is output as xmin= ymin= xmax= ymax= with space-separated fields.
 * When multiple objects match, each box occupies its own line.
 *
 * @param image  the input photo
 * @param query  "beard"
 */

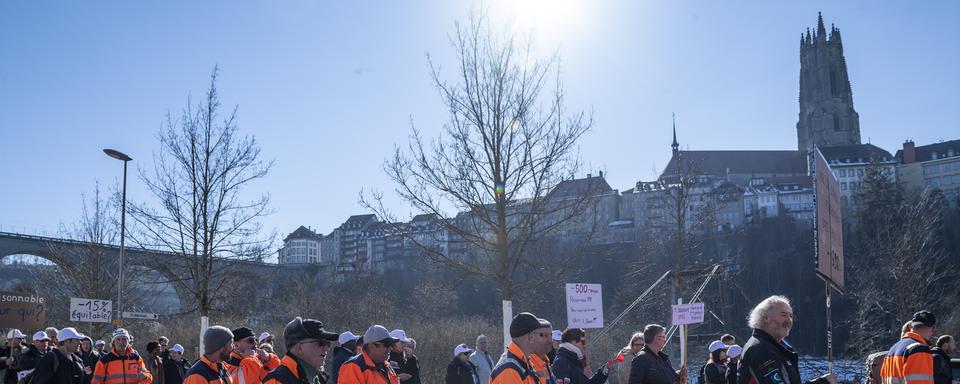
xmin=219 ymin=348 xmax=232 ymax=362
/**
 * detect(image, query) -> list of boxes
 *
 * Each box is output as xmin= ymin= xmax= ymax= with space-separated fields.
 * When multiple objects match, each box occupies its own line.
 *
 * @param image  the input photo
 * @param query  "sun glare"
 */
xmin=491 ymin=0 xmax=589 ymax=45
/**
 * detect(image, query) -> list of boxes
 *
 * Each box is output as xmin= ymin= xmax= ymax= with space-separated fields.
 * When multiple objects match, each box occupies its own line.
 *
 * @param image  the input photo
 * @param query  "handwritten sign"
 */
xmin=70 ymin=298 xmax=112 ymax=323
xmin=672 ymin=302 xmax=705 ymax=325
xmin=565 ymin=283 xmax=604 ymax=328
xmin=0 ymin=291 xmax=47 ymax=329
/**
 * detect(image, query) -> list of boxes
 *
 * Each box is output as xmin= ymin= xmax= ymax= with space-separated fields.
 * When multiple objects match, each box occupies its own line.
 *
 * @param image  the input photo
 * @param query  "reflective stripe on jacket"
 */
xmin=91 ymin=348 xmax=153 ymax=384
xmin=182 ymin=356 xmax=231 ymax=384
xmin=337 ymin=351 xmax=399 ymax=384
xmin=880 ymin=332 xmax=934 ymax=384
xmin=224 ymin=352 xmax=263 ymax=384
xmin=490 ymin=342 xmax=539 ymax=384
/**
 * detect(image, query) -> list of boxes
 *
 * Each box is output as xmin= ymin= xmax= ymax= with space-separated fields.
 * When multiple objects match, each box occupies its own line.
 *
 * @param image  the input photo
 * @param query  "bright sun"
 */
xmin=491 ymin=0 xmax=588 ymax=44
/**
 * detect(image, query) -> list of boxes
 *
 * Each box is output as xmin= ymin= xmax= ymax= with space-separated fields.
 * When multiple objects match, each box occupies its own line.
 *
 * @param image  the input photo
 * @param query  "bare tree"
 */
xmin=128 ymin=66 xmax=274 ymax=318
xmin=363 ymin=12 xmax=598 ymax=344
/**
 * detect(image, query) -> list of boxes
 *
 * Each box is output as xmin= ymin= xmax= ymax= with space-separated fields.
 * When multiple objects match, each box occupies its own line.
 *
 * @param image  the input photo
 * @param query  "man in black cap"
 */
xmin=490 ymin=312 xmax=542 ymax=384
xmin=263 ymin=317 xmax=339 ymax=384
xmin=880 ymin=311 xmax=937 ymax=384
xmin=225 ymin=327 xmax=265 ymax=384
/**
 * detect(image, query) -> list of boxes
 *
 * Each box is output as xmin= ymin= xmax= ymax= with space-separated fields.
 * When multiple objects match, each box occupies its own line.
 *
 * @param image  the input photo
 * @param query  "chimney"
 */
xmin=903 ymin=140 xmax=916 ymax=164
xmin=599 ymin=170 xmax=604 ymax=178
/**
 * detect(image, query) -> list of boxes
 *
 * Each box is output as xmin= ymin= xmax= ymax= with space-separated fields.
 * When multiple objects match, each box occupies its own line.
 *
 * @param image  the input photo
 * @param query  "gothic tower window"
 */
xmin=833 ymin=113 xmax=841 ymax=131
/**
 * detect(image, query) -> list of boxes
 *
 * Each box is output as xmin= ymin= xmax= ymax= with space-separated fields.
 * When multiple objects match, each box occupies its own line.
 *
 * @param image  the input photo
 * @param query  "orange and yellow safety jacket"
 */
xmin=183 ymin=356 xmax=232 ymax=384
xmin=529 ymin=354 xmax=553 ymax=384
xmin=225 ymin=352 xmax=263 ymax=384
xmin=490 ymin=342 xmax=540 ymax=384
xmin=91 ymin=347 xmax=153 ymax=384
xmin=337 ymin=351 xmax=399 ymax=384
xmin=880 ymin=332 xmax=934 ymax=384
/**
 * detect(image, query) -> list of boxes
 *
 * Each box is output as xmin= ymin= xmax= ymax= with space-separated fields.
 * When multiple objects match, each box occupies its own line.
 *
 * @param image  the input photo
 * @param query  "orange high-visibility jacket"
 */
xmin=261 ymin=353 xmax=281 ymax=377
xmin=182 ymin=356 xmax=232 ymax=384
xmin=489 ymin=342 xmax=540 ymax=384
xmin=529 ymin=354 xmax=552 ymax=384
xmin=92 ymin=347 xmax=153 ymax=384
xmin=880 ymin=332 xmax=934 ymax=384
xmin=337 ymin=351 xmax=399 ymax=384
xmin=225 ymin=352 xmax=264 ymax=384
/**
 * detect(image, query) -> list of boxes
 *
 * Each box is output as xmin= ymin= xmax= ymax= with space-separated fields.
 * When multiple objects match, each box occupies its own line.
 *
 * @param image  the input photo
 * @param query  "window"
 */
xmin=833 ymin=113 xmax=841 ymax=131
xmin=924 ymin=165 xmax=939 ymax=175
xmin=841 ymin=182 xmax=847 ymax=191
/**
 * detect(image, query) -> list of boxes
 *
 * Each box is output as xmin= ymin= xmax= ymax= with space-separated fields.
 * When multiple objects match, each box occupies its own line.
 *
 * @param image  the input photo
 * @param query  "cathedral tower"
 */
xmin=797 ymin=13 xmax=861 ymax=151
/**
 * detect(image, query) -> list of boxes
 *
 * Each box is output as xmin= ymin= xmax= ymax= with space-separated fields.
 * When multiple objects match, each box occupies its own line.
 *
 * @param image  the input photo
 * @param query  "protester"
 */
xmin=547 ymin=331 xmax=561 ymax=364
xmin=400 ymin=338 xmax=420 ymax=384
xmin=445 ymin=344 xmax=479 ymax=384
xmin=490 ymin=312 xmax=542 ymax=384
xmin=865 ymin=322 xmax=911 ymax=384
xmin=331 ymin=332 xmax=360 ymax=384
xmin=467 ymin=335 xmax=494 ymax=383
xmin=723 ymin=345 xmax=741 ymax=384
xmin=932 ymin=335 xmax=954 ymax=384
xmin=628 ymin=324 xmax=687 ymax=384
xmin=2 ymin=329 xmax=27 ymax=384
xmin=162 ymin=344 xmax=189 ymax=384
xmin=158 ymin=337 xmax=170 ymax=361
xmin=737 ymin=296 xmax=835 ymax=384
xmin=32 ymin=327 xmax=85 ymax=384
xmin=338 ymin=325 xmax=400 ymax=384
xmin=702 ymin=341 xmax=728 ymax=384
xmin=145 ymin=341 xmax=165 ymax=384
xmin=94 ymin=341 xmax=106 ymax=356
xmin=46 ymin=327 xmax=60 ymax=347
xmin=78 ymin=336 xmax=101 ymax=384
xmin=262 ymin=316 xmax=339 ymax=384
xmin=530 ymin=319 xmax=555 ymax=384
xmin=552 ymin=328 xmax=608 ymax=384
xmin=720 ymin=335 xmax=735 ymax=347
xmin=257 ymin=333 xmax=280 ymax=372
xmin=92 ymin=328 xmax=152 ymax=384
xmin=880 ymin=311 xmax=938 ymax=384
xmin=225 ymin=327 xmax=264 ymax=384
xmin=387 ymin=330 xmax=411 ymax=383
xmin=612 ymin=332 xmax=644 ymax=384
xmin=18 ymin=331 xmax=50 ymax=372
xmin=182 ymin=326 xmax=233 ymax=384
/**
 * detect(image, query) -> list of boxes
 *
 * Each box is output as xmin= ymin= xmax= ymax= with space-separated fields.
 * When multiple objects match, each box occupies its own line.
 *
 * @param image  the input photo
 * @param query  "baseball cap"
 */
xmin=32 ymin=331 xmax=50 ymax=341
xmin=509 ymin=312 xmax=540 ymax=338
xmin=911 ymin=311 xmax=936 ymax=328
xmin=6 ymin=329 xmax=26 ymax=339
xmin=338 ymin=331 xmax=360 ymax=345
xmin=171 ymin=344 xmax=184 ymax=354
xmin=283 ymin=317 xmax=338 ymax=349
xmin=389 ymin=329 xmax=410 ymax=343
xmin=95 ymin=340 xmax=105 ymax=346
xmin=727 ymin=345 xmax=743 ymax=358
xmin=708 ymin=340 xmax=729 ymax=352
xmin=258 ymin=332 xmax=273 ymax=344
xmin=57 ymin=327 xmax=84 ymax=342
xmin=551 ymin=330 xmax=562 ymax=341
xmin=363 ymin=325 xmax=398 ymax=346
xmin=453 ymin=343 xmax=473 ymax=357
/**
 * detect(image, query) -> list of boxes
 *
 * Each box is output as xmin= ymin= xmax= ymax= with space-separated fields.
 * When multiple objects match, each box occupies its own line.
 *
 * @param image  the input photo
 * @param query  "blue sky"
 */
xmin=1 ymin=1 xmax=957 ymax=243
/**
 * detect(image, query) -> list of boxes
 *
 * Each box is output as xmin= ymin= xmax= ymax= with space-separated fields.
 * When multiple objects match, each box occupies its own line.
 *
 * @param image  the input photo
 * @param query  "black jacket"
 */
xmin=551 ymin=347 xmax=608 ymax=384
xmin=445 ymin=358 xmax=479 ymax=384
xmin=724 ymin=360 xmax=737 ymax=384
xmin=704 ymin=361 xmax=726 ymax=384
xmin=32 ymin=348 xmax=85 ymax=384
xmin=75 ymin=350 xmax=100 ymax=384
xmin=2 ymin=344 xmax=26 ymax=384
xmin=737 ymin=329 xmax=828 ymax=384
xmin=400 ymin=355 xmax=420 ymax=384
xmin=162 ymin=358 xmax=189 ymax=384
xmin=629 ymin=346 xmax=680 ymax=384
xmin=17 ymin=345 xmax=46 ymax=371
xmin=931 ymin=347 xmax=951 ymax=384
xmin=329 ymin=347 xmax=354 ymax=384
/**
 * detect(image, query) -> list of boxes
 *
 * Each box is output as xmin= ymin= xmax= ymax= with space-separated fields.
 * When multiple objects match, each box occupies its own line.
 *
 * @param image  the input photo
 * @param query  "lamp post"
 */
xmin=103 ymin=149 xmax=132 ymax=326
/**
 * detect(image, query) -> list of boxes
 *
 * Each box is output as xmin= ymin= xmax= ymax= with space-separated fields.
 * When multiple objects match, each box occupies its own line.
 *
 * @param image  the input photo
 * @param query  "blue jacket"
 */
xmin=551 ymin=346 xmax=607 ymax=384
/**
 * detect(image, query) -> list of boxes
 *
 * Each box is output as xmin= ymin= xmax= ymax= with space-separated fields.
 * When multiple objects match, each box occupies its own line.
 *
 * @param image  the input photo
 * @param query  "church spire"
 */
xmin=671 ymin=113 xmax=679 ymax=158
xmin=817 ymin=12 xmax=826 ymax=40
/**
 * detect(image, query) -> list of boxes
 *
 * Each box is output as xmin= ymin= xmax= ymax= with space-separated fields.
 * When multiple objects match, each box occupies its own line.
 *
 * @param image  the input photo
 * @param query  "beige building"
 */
xmin=896 ymin=139 xmax=960 ymax=205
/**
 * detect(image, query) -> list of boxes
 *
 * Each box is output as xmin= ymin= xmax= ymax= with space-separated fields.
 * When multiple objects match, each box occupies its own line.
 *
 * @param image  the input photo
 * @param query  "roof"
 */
xmin=339 ymin=214 xmax=378 ymax=230
xmin=819 ymin=144 xmax=894 ymax=164
xmin=660 ymin=150 xmax=806 ymax=179
xmin=546 ymin=175 xmax=613 ymax=200
xmin=283 ymin=226 xmax=322 ymax=242
xmin=895 ymin=139 xmax=960 ymax=163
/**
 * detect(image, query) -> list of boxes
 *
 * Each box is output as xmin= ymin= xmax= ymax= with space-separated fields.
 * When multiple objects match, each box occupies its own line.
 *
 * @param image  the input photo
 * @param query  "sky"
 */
xmin=1 ymin=1 xmax=958 ymax=247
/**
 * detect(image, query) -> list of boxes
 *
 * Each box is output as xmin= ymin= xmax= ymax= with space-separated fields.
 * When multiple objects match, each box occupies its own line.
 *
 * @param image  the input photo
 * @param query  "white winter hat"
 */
xmin=453 ymin=343 xmax=473 ymax=357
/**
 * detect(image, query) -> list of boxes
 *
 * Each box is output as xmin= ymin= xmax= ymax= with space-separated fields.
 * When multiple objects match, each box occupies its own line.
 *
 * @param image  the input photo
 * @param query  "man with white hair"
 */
xmin=468 ymin=334 xmax=494 ymax=382
xmin=737 ymin=296 xmax=836 ymax=384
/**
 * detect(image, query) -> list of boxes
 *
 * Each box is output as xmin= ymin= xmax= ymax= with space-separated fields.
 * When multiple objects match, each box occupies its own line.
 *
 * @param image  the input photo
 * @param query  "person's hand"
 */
xmin=398 ymin=373 xmax=412 ymax=381
xmin=137 ymin=371 xmax=147 ymax=380
xmin=256 ymin=349 xmax=268 ymax=362
xmin=678 ymin=365 xmax=689 ymax=384
xmin=820 ymin=373 xmax=837 ymax=384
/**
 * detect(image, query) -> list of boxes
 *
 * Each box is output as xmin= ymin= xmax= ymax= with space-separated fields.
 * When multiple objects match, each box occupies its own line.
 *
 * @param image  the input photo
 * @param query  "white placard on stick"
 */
xmin=69 ymin=298 xmax=112 ymax=323
xmin=671 ymin=302 xmax=705 ymax=325
xmin=565 ymin=283 xmax=604 ymax=328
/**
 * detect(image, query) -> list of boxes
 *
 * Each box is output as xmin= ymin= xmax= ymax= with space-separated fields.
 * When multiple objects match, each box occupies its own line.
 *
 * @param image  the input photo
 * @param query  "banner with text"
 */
xmin=69 ymin=298 xmax=112 ymax=323
xmin=565 ymin=283 xmax=604 ymax=328
xmin=0 ymin=291 xmax=47 ymax=330
xmin=672 ymin=302 xmax=705 ymax=325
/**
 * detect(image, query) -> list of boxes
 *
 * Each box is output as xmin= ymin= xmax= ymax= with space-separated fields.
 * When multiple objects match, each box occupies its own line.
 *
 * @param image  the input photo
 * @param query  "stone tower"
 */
xmin=796 ymin=13 xmax=861 ymax=151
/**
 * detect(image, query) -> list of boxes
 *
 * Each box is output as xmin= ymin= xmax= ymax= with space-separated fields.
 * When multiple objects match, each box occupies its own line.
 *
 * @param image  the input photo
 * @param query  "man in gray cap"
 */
xmin=182 ymin=326 xmax=233 ymax=384
xmin=337 ymin=325 xmax=399 ymax=384
xmin=262 ymin=317 xmax=339 ymax=384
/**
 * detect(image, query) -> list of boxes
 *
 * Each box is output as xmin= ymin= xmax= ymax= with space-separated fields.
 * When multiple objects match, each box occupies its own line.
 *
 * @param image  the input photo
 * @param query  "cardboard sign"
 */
xmin=0 ymin=291 xmax=47 ymax=330
xmin=565 ymin=283 xmax=604 ymax=328
xmin=812 ymin=147 xmax=845 ymax=292
xmin=70 ymin=298 xmax=113 ymax=323
xmin=671 ymin=302 xmax=705 ymax=325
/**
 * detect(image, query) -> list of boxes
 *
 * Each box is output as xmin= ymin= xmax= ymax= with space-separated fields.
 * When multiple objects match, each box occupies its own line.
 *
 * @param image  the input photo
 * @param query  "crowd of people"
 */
xmin=1 ymin=295 xmax=954 ymax=384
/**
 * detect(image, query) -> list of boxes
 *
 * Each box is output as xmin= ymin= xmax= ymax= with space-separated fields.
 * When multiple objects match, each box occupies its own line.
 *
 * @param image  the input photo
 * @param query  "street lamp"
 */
xmin=103 ymin=149 xmax=132 ymax=326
